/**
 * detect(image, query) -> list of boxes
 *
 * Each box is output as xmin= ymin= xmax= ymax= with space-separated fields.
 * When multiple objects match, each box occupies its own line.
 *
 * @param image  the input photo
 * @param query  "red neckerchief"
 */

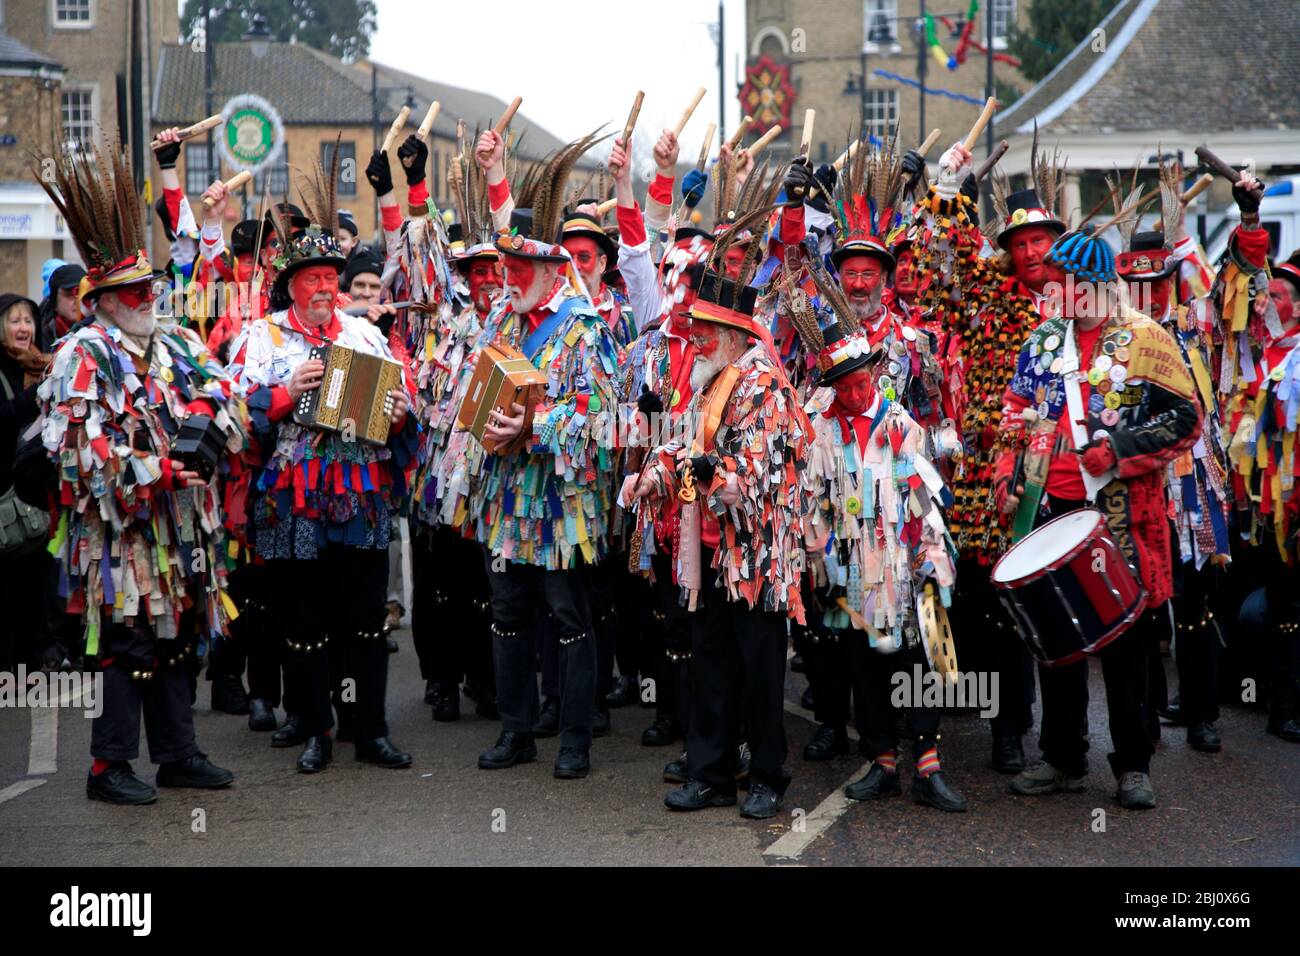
xmin=665 ymin=312 xmax=695 ymax=412
xmin=863 ymin=305 xmax=897 ymax=348
xmin=823 ymin=392 xmax=879 ymax=449
xmin=287 ymin=303 xmax=341 ymax=342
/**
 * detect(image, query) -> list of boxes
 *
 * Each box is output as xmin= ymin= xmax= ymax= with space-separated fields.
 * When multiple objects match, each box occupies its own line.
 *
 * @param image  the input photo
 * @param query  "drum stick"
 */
xmin=962 ymin=96 xmax=998 ymax=152
xmin=726 ymin=115 xmax=753 ymax=151
xmin=202 ymin=170 xmax=252 ymax=209
xmin=1194 ymin=145 xmax=1240 ymax=183
xmin=381 ymin=106 xmax=411 ymax=154
xmin=596 ymin=197 xmax=618 ymax=217
xmin=152 ymin=114 xmax=221 ymax=150
xmin=417 ymin=101 xmax=442 ymax=140
xmin=696 ymin=122 xmax=716 ymax=171
xmin=975 ymin=140 xmax=1009 ymax=181
xmin=493 ymin=96 xmax=523 ymax=136
xmin=798 ymin=109 xmax=815 ymax=159
xmin=747 ymin=124 xmax=782 ymax=160
xmin=918 ymin=127 xmax=942 ymax=157
xmin=673 ymin=86 xmax=707 ymax=137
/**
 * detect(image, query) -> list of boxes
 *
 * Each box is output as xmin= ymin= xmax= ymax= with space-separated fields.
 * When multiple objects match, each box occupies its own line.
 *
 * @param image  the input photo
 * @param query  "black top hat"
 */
xmin=267 ymin=202 xmax=310 ymax=236
xmin=1116 ymin=230 xmax=1176 ymax=280
xmin=494 ymin=209 xmax=570 ymax=263
xmin=996 ymin=188 xmax=1066 ymax=249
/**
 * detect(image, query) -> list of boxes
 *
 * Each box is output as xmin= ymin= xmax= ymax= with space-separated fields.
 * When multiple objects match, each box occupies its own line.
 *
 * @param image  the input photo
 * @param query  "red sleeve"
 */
xmin=779 ymin=203 xmax=806 ymax=246
xmin=407 ymin=179 xmax=428 ymax=207
xmin=157 ymin=457 xmax=175 ymax=491
xmin=647 ymin=174 xmax=674 ymax=207
xmin=267 ymin=385 xmax=294 ymax=422
xmin=381 ymin=204 xmax=403 ymax=232
xmin=615 ymin=202 xmax=646 ymax=247
xmin=163 ymin=186 xmax=183 ymax=235
xmin=488 ymin=178 xmax=511 ymax=212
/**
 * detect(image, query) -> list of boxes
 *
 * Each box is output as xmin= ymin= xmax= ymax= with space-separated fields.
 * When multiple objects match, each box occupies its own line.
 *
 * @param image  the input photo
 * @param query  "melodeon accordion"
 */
xmin=456 ymin=341 xmax=547 ymax=455
xmin=293 ymin=344 xmax=404 ymax=446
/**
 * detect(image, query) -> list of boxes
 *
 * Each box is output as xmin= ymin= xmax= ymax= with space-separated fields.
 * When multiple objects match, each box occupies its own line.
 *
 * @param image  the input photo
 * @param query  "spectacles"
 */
xmin=841 ymin=271 xmax=880 ymax=282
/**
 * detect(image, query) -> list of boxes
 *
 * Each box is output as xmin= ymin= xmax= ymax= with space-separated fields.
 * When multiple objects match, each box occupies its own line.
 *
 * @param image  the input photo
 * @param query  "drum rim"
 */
xmin=991 ymin=508 xmax=1106 ymax=586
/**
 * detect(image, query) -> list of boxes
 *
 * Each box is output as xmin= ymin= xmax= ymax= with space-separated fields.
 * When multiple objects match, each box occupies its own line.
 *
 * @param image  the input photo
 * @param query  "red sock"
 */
xmin=91 ymin=759 xmax=112 ymax=776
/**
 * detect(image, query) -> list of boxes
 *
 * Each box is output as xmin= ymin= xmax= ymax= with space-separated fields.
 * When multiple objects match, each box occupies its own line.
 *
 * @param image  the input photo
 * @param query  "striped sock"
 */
xmin=875 ymin=750 xmax=898 ymax=774
xmin=916 ymin=747 xmax=941 ymax=778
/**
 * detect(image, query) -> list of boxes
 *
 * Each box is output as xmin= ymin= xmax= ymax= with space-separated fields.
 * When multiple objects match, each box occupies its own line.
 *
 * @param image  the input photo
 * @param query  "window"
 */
xmin=862 ymin=88 xmax=899 ymax=142
xmin=53 ymin=0 xmax=93 ymax=27
xmin=60 ymin=88 xmax=94 ymax=147
xmin=989 ymin=0 xmax=1015 ymax=48
xmin=253 ymin=144 xmax=290 ymax=197
xmin=321 ymin=140 xmax=357 ymax=197
xmin=863 ymin=0 xmax=897 ymax=48
xmin=185 ymin=143 xmax=215 ymax=196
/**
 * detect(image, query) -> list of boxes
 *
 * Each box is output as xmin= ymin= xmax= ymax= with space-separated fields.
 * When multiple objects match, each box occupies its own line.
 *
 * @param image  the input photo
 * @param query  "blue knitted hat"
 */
xmin=1045 ymin=226 xmax=1116 ymax=283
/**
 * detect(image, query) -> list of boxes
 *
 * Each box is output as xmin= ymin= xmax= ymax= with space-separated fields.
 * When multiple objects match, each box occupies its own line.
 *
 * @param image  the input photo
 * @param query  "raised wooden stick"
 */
xmin=832 ymin=139 xmax=860 ymax=172
xmin=596 ymin=197 xmax=618 ymax=217
xmin=974 ymin=139 xmax=1009 ymax=181
xmin=381 ymin=106 xmax=411 ymax=154
xmin=609 ymin=91 xmax=644 ymax=175
xmin=918 ymin=127 xmax=943 ymax=157
xmin=1152 ymin=173 xmax=1217 ymax=231
xmin=962 ymin=96 xmax=998 ymax=152
xmin=493 ymin=96 xmax=523 ymax=136
xmin=417 ymin=101 xmax=442 ymax=140
xmin=696 ymin=122 xmax=716 ymax=171
xmin=726 ymin=115 xmax=753 ymax=151
xmin=673 ymin=86 xmax=707 ymax=137
xmin=798 ymin=109 xmax=815 ymax=158
xmin=1194 ymin=145 xmax=1240 ymax=183
xmin=152 ymin=114 xmax=221 ymax=149
xmin=202 ymin=170 xmax=252 ymax=209
xmin=747 ymin=124 xmax=782 ymax=159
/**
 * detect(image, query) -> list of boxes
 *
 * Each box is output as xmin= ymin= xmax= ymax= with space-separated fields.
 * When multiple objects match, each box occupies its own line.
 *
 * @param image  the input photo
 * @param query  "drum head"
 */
xmin=991 ymin=509 xmax=1104 ymax=584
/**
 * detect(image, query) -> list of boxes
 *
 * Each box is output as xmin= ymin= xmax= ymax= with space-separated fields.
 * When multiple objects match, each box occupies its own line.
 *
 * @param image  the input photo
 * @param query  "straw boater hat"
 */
xmin=830 ymin=134 xmax=905 ymax=272
xmin=32 ymin=135 xmax=164 ymax=302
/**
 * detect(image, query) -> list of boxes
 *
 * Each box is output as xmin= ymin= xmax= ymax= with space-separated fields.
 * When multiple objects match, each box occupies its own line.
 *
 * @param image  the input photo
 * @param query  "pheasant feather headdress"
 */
xmin=830 ymin=132 xmax=905 ymax=271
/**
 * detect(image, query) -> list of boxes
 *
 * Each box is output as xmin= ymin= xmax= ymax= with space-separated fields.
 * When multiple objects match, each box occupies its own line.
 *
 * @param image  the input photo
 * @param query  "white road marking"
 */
xmin=28 ymin=707 xmax=58 ymax=776
xmin=0 ymin=779 xmax=46 ymax=805
xmin=765 ymin=760 xmax=872 ymax=860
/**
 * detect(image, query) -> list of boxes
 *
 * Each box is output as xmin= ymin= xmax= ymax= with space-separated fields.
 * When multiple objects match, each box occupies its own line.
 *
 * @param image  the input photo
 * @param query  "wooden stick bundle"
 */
xmin=1194 ymin=145 xmax=1240 ymax=183
xmin=798 ymin=109 xmax=815 ymax=158
xmin=673 ymin=86 xmax=707 ymax=137
xmin=609 ymin=91 xmax=644 ymax=175
xmin=975 ymin=139 xmax=1009 ymax=181
xmin=918 ymin=127 xmax=943 ymax=157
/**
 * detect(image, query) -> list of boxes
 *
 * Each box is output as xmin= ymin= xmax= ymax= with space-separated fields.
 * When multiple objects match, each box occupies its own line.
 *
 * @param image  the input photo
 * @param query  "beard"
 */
xmin=689 ymin=349 xmax=731 ymax=394
xmin=111 ymin=302 xmax=157 ymax=342
xmin=847 ymin=292 xmax=882 ymax=328
xmin=507 ymin=280 xmax=548 ymax=314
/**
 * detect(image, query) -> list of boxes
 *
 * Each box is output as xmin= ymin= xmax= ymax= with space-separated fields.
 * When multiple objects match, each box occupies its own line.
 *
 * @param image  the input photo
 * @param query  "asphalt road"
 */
xmin=1 ymin=629 xmax=1297 ymax=867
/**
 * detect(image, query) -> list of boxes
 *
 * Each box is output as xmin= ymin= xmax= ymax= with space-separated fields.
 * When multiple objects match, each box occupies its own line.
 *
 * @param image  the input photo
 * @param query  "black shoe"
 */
xmin=424 ymin=679 xmax=439 ymax=705
xmin=911 ymin=771 xmax=968 ymax=812
xmin=478 ymin=731 xmax=538 ymax=769
xmin=790 ymin=653 xmax=806 ymax=673
xmin=296 ymin=736 xmax=333 ymax=773
xmin=475 ymin=694 xmax=500 ymax=720
xmin=211 ymin=674 xmax=250 ymax=715
xmin=356 ymin=736 xmax=412 ymax=768
xmin=1266 ymin=718 xmax=1300 ymax=743
xmin=432 ymin=691 xmax=461 ymax=722
xmin=641 ymin=715 xmax=681 ymax=747
xmin=592 ymin=708 xmax=611 ymax=738
xmin=1188 ymin=722 xmax=1222 ymax=753
xmin=799 ymin=686 xmax=815 ymax=711
xmin=665 ymin=779 xmax=736 ymax=811
xmin=1158 ymin=700 xmax=1185 ymax=725
xmin=86 ymin=763 xmax=158 ymax=805
xmin=803 ymin=723 xmax=849 ymax=761
xmin=386 ymin=634 xmax=399 ymax=653
xmin=663 ymin=752 xmax=688 ymax=783
xmin=991 ymin=734 xmax=1026 ymax=774
xmin=533 ymin=698 xmax=559 ymax=737
xmin=270 ymin=714 xmax=306 ymax=748
xmin=248 ymin=698 xmax=276 ymax=732
xmin=740 ymin=780 xmax=782 ymax=819
xmin=736 ymin=741 xmax=752 ymax=784
xmin=844 ymin=763 xmax=901 ymax=801
xmin=554 ymin=747 xmax=590 ymax=779
xmin=157 ymin=753 xmax=234 ymax=789
xmin=605 ymin=673 xmax=638 ymax=708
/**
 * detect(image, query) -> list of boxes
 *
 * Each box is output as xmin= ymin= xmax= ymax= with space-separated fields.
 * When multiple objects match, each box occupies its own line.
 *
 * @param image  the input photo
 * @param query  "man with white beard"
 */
xmin=453 ymin=131 xmax=620 ymax=781
xmin=35 ymin=139 xmax=247 ymax=805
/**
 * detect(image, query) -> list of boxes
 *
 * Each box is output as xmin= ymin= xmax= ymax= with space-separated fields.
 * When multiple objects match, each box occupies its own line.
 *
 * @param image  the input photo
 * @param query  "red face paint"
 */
xmin=1126 ymin=277 xmax=1172 ymax=319
xmin=832 ymin=368 xmax=875 ymax=415
xmin=688 ymin=322 xmax=722 ymax=359
xmin=290 ymin=265 xmax=339 ymax=321
xmin=466 ymin=259 xmax=501 ymax=313
xmin=1007 ymin=226 xmax=1059 ymax=292
xmin=113 ymin=282 xmax=156 ymax=310
xmin=893 ymin=247 xmax=917 ymax=297
xmin=724 ymin=244 xmax=748 ymax=280
xmin=504 ymin=257 xmax=539 ymax=300
xmin=839 ymin=254 xmax=886 ymax=302
xmin=562 ymin=236 xmax=606 ymax=292
xmin=1269 ymin=278 xmax=1298 ymax=328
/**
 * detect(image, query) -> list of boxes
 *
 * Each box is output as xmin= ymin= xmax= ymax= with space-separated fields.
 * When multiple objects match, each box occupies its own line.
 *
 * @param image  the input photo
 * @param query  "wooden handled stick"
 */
xmin=673 ymin=86 xmax=707 ymax=137
xmin=381 ymin=106 xmax=411 ymax=154
xmin=918 ymin=127 xmax=942 ymax=157
xmin=975 ymin=139 xmax=1009 ymax=181
xmin=798 ymin=109 xmax=815 ymax=158
xmin=1153 ymin=173 xmax=1216 ymax=231
xmin=493 ymin=96 xmax=523 ymax=136
xmin=202 ymin=170 xmax=252 ymax=209
xmin=747 ymin=124 xmax=782 ymax=160
xmin=832 ymin=139 xmax=860 ymax=172
xmin=152 ymin=114 xmax=221 ymax=149
xmin=1194 ymin=145 xmax=1240 ymax=183
xmin=962 ymin=96 xmax=998 ymax=152
xmin=417 ymin=101 xmax=442 ymax=140
xmin=696 ymin=122 xmax=716 ymax=171
xmin=726 ymin=115 xmax=753 ymax=151
xmin=596 ymin=197 xmax=618 ymax=217
xmin=609 ymin=91 xmax=644 ymax=175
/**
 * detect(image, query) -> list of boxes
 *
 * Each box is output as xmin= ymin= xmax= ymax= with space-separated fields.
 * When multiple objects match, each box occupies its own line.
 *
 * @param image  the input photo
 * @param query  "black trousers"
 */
xmin=1240 ymin=585 xmax=1300 ymax=724
xmin=410 ymin=524 xmax=493 ymax=694
xmin=796 ymin=580 xmax=852 ymax=727
xmin=588 ymin=553 xmax=619 ymax=709
xmin=1172 ymin=561 xmax=1222 ymax=726
xmin=269 ymin=547 xmax=391 ymax=740
xmin=650 ymin=552 xmax=692 ymax=726
xmin=850 ymin=637 xmax=941 ymax=762
xmin=953 ymin=557 xmax=1034 ymax=738
xmin=0 ymin=549 xmax=53 ymax=671
xmin=486 ymin=555 xmax=595 ymax=750
xmin=91 ymin=632 xmax=198 ymax=765
xmin=685 ymin=548 xmax=789 ymax=794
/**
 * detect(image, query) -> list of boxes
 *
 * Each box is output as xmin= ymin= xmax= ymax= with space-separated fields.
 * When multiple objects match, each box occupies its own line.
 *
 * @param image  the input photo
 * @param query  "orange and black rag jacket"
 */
xmin=994 ymin=309 xmax=1202 ymax=605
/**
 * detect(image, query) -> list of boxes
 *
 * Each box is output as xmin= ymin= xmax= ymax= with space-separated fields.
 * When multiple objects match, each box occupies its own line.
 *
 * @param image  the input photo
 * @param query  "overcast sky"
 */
xmin=370 ymin=0 xmax=748 ymax=167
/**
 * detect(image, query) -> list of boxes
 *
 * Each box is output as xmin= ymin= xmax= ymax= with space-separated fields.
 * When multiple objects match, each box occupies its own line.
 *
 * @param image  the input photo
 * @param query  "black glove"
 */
xmin=154 ymin=138 xmax=180 ymax=170
xmin=365 ymin=150 xmax=393 ymax=195
xmin=782 ymin=157 xmax=815 ymax=202
xmin=960 ymin=173 xmax=979 ymax=205
xmin=901 ymin=148 xmax=926 ymax=190
xmin=814 ymin=163 xmax=837 ymax=195
xmin=636 ymin=386 xmax=663 ymax=417
xmin=688 ymin=455 xmax=716 ymax=487
xmin=807 ymin=163 xmax=836 ymax=213
xmin=1232 ymin=177 xmax=1264 ymax=214
xmin=397 ymin=134 xmax=429 ymax=186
